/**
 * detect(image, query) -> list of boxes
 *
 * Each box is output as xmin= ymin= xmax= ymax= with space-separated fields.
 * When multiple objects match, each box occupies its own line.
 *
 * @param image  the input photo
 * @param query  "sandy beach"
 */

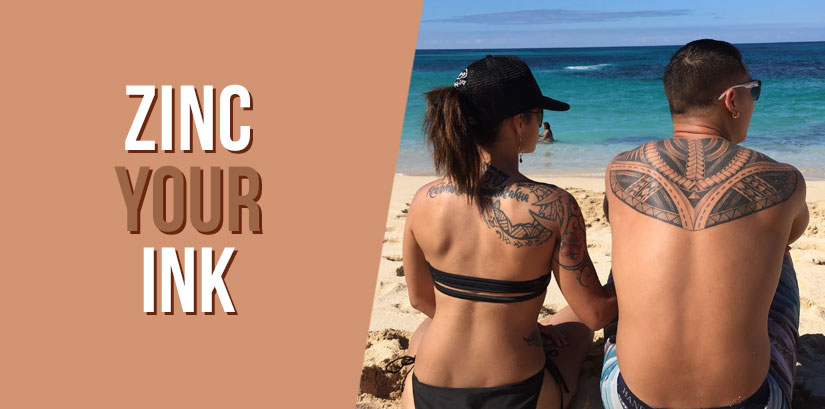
xmin=358 ymin=174 xmax=825 ymax=409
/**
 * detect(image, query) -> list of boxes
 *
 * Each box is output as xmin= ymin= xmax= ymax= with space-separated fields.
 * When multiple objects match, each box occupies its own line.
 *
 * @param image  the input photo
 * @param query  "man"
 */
xmin=600 ymin=39 xmax=808 ymax=408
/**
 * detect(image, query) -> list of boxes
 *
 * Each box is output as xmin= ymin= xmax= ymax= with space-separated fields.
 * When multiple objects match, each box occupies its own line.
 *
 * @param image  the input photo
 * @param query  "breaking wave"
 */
xmin=564 ymin=63 xmax=611 ymax=71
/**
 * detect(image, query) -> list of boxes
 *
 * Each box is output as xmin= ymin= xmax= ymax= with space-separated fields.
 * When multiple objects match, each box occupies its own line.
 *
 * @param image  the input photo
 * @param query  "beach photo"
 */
xmin=358 ymin=2 xmax=825 ymax=408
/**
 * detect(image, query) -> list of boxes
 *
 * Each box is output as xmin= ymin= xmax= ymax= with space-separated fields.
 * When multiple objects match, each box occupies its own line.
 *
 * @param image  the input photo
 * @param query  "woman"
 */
xmin=539 ymin=122 xmax=554 ymax=142
xmin=397 ymin=55 xmax=617 ymax=409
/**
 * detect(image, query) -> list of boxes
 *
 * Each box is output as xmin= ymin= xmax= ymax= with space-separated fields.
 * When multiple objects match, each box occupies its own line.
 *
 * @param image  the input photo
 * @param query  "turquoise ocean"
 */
xmin=397 ymin=42 xmax=825 ymax=179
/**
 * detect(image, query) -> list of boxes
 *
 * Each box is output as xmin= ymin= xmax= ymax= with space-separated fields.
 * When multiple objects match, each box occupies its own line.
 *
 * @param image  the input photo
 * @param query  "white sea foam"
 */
xmin=564 ymin=63 xmax=611 ymax=71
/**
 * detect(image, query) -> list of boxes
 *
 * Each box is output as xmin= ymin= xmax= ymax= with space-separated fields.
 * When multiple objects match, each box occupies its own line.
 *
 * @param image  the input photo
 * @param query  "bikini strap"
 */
xmin=384 ymin=355 xmax=415 ymax=373
xmin=545 ymin=349 xmax=570 ymax=409
xmin=384 ymin=355 xmax=416 ymax=393
xmin=430 ymin=265 xmax=552 ymax=303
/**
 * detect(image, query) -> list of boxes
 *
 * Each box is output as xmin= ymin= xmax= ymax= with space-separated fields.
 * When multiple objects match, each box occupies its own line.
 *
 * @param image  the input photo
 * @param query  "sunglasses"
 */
xmin=717 ymin=80 xmax=761 ymax=102
xmin=528 ymin=109 xmax=543 ymax=124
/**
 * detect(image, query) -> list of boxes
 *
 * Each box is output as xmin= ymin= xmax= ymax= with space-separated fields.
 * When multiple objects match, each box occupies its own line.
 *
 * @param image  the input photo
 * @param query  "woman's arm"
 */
xmin=550 ymin=193 xmax=617 ymax=330
xmin=403 ymin=194 xmax=436 ymax=318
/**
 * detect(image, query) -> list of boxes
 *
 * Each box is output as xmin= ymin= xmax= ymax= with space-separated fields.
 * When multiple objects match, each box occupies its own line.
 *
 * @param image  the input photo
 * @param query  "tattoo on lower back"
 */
xmin=609 ymin=139 xmax=798 ymax=231
xmin=523 ymin=327 xmax=542 ymax=348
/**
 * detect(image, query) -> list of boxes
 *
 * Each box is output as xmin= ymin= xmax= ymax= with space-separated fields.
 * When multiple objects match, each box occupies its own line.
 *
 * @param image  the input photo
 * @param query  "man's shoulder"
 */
xmin=609 ymin=141 xmax=659 ymax=164
xmin=608 ymin=141 xmax=682 ymax=175
xmin=731 ymin=145 xmax=800 ymax=172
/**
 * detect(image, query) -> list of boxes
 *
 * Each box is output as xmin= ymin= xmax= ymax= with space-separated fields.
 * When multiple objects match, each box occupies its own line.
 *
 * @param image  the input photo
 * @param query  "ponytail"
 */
xmin=423 ymin=87 xmax=498 ymax=213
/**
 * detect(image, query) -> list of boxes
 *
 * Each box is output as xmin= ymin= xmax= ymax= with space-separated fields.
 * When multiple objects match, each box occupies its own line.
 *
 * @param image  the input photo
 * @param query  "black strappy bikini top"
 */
xmin=429 ymin=264 xmax=552 ymax=303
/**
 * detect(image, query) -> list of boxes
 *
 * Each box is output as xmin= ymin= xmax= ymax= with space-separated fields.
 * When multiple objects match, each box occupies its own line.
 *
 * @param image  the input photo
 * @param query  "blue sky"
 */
xmin=417 ymin=1 xmax=825 ymax=49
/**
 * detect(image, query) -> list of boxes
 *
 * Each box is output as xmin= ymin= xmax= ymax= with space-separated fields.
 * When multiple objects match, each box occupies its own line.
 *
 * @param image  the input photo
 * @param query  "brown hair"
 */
xmin=423 ymin=86 xmax=500 ymax=212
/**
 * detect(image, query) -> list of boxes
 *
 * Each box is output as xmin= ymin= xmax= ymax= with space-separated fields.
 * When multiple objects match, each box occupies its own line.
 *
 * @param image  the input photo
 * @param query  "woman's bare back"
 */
xmin=404 ymin=166 xmax=601 ymax=387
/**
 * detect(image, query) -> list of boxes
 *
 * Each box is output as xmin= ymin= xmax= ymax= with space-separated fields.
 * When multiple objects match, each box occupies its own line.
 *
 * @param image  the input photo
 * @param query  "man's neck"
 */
xmin=671 ymin=114 xmax=733 ymax=143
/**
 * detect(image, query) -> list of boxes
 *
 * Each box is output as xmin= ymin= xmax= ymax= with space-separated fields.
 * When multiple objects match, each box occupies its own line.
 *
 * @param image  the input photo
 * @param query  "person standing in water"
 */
xmin=539 ymin=122 xmax=554 ymax=142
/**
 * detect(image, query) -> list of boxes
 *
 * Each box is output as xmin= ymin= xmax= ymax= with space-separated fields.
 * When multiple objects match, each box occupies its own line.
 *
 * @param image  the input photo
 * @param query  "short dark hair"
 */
xmin=663 ymin=39 xmax=747 ymax=114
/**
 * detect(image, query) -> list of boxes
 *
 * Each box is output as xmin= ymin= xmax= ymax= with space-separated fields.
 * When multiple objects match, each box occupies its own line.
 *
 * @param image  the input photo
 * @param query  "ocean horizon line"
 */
xmin=415 ymin=39 xmax=825 ymax=52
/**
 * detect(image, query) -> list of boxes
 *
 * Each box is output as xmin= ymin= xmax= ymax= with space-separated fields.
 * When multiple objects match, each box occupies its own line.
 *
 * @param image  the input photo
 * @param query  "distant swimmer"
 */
xmin=539 ymin=122 xmax=555 ymax=142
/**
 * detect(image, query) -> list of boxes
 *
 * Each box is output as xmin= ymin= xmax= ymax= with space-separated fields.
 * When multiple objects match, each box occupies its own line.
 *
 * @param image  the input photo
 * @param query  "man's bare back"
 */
xmin=605 ymin=136 xmax=808 ymax=407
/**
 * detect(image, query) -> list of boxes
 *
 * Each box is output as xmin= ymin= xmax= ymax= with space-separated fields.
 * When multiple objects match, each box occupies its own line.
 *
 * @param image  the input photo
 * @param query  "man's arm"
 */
xmin=788 ymin=169 xmax=809 ymax=245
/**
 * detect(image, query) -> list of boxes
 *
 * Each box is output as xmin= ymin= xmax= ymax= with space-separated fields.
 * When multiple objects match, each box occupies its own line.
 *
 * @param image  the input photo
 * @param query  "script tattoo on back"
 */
xmin=609 ymin=138 xmax=798 ymax=231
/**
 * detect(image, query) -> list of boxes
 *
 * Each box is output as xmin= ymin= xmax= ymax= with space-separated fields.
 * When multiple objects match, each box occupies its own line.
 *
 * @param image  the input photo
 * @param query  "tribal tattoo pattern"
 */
xmin=554 ymin=197 xmax=597 ymax=287
xmin=426 ymin=165 xmax=596 ymax=286
xmin=426 ymin=165 xmax=567 ymax=247
xmin=484 ymin=182 xmax=564 ymax=248
xmin=609 ymin=138 xmax=798 ymax=231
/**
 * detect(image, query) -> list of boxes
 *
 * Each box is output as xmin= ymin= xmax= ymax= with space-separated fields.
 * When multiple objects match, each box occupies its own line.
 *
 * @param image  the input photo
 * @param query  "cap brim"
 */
xmin=540 ymin=96 xmax=570 ymax=111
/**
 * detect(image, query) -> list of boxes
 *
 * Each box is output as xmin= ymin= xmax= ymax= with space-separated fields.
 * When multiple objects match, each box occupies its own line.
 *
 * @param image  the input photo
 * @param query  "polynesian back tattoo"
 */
xmin=608 ymin=138 xmax=798 ymax=231
xmin=425 ymin=164 xmax=597 ymax=286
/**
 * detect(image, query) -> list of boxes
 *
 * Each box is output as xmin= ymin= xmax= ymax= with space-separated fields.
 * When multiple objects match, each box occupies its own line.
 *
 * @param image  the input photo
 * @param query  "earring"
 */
xmin=518 ymin=135 xmax=523 ymax=163
xmin=519 ymin=152 xmax=523 ymax=163
xmin=731 ymin=111 xmax=740 ymax=119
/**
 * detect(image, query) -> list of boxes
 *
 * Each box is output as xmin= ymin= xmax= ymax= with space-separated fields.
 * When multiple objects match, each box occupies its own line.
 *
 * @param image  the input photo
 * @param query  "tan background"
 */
xmin=1 ymin=1 xmax=421 ymax=407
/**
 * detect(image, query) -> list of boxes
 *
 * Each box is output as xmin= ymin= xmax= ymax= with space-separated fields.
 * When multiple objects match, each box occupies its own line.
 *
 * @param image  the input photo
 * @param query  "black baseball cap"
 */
xmin=453 ymin=55 xmax=569 ymax=126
